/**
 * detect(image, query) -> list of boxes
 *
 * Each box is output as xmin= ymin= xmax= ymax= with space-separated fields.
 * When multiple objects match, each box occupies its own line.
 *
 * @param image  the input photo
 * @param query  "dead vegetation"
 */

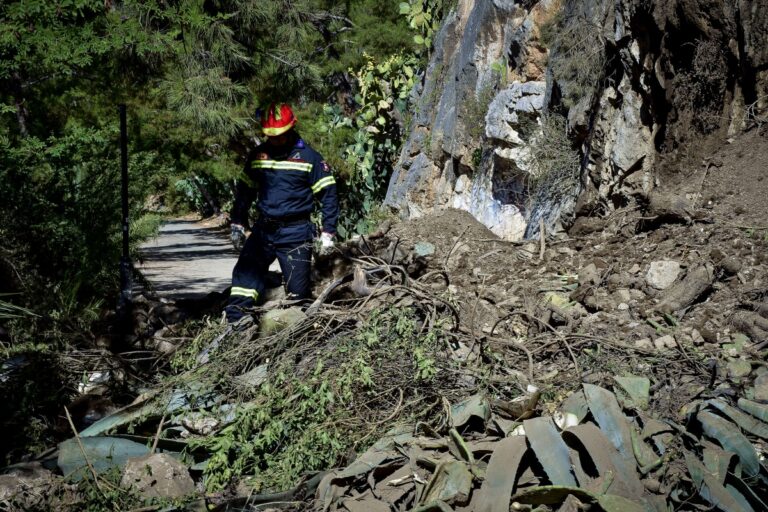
xmin=6 ymin=196 xmax=768 ymax=511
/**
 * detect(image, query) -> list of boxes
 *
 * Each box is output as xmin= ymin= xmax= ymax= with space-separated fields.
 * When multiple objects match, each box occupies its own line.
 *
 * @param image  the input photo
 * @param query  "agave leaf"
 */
xmin=684 ymin=451 xmax=750 ymax=512
xmin=511 ymin=485 xmax=645 ymax=512
xmin=58 ymin=436 xmax=151 ymax=481
xmin=560 ymin=390 xmax=589 ymax=424
xmin=701 ymin=443 xmax=735 ymax=484
xmin=697 ymin=411 xmax=760 ymax=477
xmin=706 ymin=399 xmax=768 ymax=440
xmin=524 ymin=416 xmax=577 ymax=486
xmin=737 ymin=398 xmax=768 ymax=422
xmin=630 ymin=428 xmax=662 ymax=474
xmin=473 ymin=436 xmax=527 ymax=512
xmin=613 ymin=375 xmax=650 ymax=410
xmin=583 ymin=384 xmax=634 ymax=459
xmin=511 ymin=485 xmax=594 ymax=505
xmin=596 ymin=494 xmax=646 ymax=512
xmin=562 ymin=423 xmax=645 ymax=500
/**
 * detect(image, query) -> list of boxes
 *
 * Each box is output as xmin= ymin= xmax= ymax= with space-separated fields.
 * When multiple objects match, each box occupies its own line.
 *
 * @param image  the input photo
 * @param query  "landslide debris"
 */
xmin=5 ymin=132 xmax=768 ymax=512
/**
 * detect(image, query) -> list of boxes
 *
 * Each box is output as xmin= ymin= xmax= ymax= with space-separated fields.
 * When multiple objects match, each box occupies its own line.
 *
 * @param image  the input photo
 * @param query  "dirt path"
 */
xmin=138 ymin=218 xmax=237 ymax=299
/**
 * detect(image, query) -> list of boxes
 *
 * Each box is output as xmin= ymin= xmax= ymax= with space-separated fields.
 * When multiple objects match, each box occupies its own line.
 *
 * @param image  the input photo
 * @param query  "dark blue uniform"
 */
xmin=225 ymin=136 xmax=339 ymax=321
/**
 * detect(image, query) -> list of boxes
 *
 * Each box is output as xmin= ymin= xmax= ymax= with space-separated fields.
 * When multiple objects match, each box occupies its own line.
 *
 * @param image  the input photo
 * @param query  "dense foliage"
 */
xmin=0 ymin=0 xmax=439 ymax=462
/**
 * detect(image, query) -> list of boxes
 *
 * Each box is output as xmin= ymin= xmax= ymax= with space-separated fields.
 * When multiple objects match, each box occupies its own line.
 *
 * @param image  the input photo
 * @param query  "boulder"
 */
xmin=120 ymin=453 xmax=195 ymax=499
xmin=0 ymin=463 xmax=62 ymax=510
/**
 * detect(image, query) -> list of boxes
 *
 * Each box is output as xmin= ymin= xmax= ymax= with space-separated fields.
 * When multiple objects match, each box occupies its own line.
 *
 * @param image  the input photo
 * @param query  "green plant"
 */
xmin=191 ymin=305 xmax=450 ymax=492
xmin=399 ymin=0 xmax=454 ymax=53
xmin=462 ymin=83 xmax=496 ymax=143
xmin=471 ymin=147 xmax=483 ymax=168
xmin=320 ymin=53 xmax=419 ymax=238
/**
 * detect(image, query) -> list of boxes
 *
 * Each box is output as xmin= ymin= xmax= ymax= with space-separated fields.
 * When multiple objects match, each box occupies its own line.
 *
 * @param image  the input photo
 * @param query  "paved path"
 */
xmin=138 ymin=219 xmax=238 ymax=299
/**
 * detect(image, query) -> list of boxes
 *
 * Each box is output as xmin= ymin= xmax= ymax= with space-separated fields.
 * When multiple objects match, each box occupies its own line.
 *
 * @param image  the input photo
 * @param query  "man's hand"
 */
xmin=318 ymin=231 xmax=335 ymax=256
xmin=231 ymin=223 xmax=246 ymax=251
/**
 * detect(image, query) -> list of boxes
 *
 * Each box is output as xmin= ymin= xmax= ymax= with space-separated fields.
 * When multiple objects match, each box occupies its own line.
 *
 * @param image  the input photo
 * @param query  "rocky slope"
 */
xmin=385 ymin=0 xmax=768 ymax=240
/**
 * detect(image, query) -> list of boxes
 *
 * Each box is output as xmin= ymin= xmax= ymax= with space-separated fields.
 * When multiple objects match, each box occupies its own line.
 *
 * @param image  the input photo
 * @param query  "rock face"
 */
xmin=385 ymin=0 xmax=557 ymax=240
xmin=385 ymin=0 xmax=768 ymax=240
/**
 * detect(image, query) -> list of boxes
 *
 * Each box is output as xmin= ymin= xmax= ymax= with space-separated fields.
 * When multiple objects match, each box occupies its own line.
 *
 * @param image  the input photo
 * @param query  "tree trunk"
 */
xmin=194 ymin=176 xmax=221 ymax=216
xmin=11 ymin=72 xmax=29 ymax=137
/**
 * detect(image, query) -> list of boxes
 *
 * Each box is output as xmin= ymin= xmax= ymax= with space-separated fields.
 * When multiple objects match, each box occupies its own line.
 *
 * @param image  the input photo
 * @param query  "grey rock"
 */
xmin=646 ymin=261 xmax=681 ymax=290
xmin=0 ymin=463 xmax=60 ymax=510
xmin=654 ymin=335 xmax=676 ymax=350
xmin=234 ymin=364 xmax=269 ymax=389
xmin=755 ymin=374 xmax=768 ymax=401
xmin=120 ymin=453 xmax=195 ymax=499
xmin=726 ymin=359 xmax=752 ymax=379
xmin=635 ymin=338 xmax=653 ymax=350
xmin=414 ymin=241 xmax=436 ymax=257
xmin=579 ymin=263 xmax=601 ymax=287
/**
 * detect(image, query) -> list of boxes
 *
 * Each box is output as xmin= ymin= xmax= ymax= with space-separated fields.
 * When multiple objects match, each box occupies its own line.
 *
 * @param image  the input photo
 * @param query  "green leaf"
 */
xmin=738 ymin=398 xmax=768 ymax=422
xmin=697 ymin=410 xmax=760 ymax=477
xmin=524 ymin=416 xmax=577 ymax=486
xmin=685 ymin=451 xmax=750 ymax=512
xmin=399 ymin=2 xmax=411 ymax=14
xmin=706 ymin=399 xmax=768 ymax=440
xmin=583 ymin=384 xmax=634 ymax=459
xmin=414 ymin=34 xmax=425 ymax=45
xmin=613 ymin=375 xmax=650 ymax=409
xmin=473 ymin=436 xmax=527 ymax=512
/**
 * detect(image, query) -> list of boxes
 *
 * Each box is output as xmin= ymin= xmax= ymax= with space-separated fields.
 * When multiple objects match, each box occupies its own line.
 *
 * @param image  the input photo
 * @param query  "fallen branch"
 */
xmin=64 ymin=406 xmax=104 ymax=494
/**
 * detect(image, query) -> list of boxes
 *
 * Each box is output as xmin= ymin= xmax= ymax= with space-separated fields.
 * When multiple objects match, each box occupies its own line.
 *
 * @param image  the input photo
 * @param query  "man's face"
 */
xmin=266 ymin=133 xmax=290 ymax=147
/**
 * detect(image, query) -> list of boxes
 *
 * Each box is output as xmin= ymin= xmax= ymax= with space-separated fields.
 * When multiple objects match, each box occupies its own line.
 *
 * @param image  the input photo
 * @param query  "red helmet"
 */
xmin=261 ymin=103 xmax=296 ymax=136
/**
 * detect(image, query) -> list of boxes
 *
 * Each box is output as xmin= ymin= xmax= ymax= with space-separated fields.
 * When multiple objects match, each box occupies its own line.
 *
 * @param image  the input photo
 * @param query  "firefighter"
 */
xmin=225 ymin=103 xmax=339 ymax=323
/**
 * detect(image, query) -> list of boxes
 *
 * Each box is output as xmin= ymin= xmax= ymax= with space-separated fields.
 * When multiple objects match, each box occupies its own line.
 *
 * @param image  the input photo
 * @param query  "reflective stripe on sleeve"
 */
xmin=230 ymin=287 xmax=259 ymax=300
xmin=252 ymin=160 xmax=312 ymax=172
xmin=311 ymin=176 xmax=336 ymax=194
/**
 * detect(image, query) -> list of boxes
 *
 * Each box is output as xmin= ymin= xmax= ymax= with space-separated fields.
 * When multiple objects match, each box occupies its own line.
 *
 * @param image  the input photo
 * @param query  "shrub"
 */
xmin=523 ymin=114 xmax=581 ymax=207
xmin=546 ymin=10 xmax=606 ymax=108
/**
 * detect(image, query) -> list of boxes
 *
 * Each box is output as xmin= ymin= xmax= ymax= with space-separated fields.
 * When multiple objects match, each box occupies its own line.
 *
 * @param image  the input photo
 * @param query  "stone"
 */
xmin=618 ymin=303 xmax=630 ymax=311
xmin=485 ymin=81 xmax=546 ymax=143
xmin=635 ymin=338 xmax=653 ymax=350
xmin=726 ymin=359 xmax=752 ymax=379
xmin=234 ymin=364 xmax=268 ymax=389
xmin=259 ymin=307 xmax=307 ymax=337
xmin=413 ymin=241 xmax=436 ymax=257
xmin=579 ymin=263 xmax=601 ymax=286
xmin=0 ymin=463 xmax=61 ymax=510
xmin=690 ymin=329 xmax=705 ymax=345
xmin=614 ymin=289 xmax=632 ymax=303
xmin=646 ymin=261 xmax=681 ymax=290
xmin=654 ymin=335 xmax=676 ymax=350
xmin=154 ymin=339 xmax=177 ymax=355
xmin=120 ymin=453 xmax=195 ymax=499
xmin=754 ymin=374 xmax=768 ymax=401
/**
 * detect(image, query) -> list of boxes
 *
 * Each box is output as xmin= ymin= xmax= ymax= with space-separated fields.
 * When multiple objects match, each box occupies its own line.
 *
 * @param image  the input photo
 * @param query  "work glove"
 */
xmin=231 ymin=223 xmax=246 ymax=251
xmin=318 ymin=231 xmax=335 ymax=256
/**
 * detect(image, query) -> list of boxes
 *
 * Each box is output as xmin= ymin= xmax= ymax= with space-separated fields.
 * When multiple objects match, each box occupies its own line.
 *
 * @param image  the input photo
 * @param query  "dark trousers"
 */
xmin=225 ymin=220 xmax=313 ymax=322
